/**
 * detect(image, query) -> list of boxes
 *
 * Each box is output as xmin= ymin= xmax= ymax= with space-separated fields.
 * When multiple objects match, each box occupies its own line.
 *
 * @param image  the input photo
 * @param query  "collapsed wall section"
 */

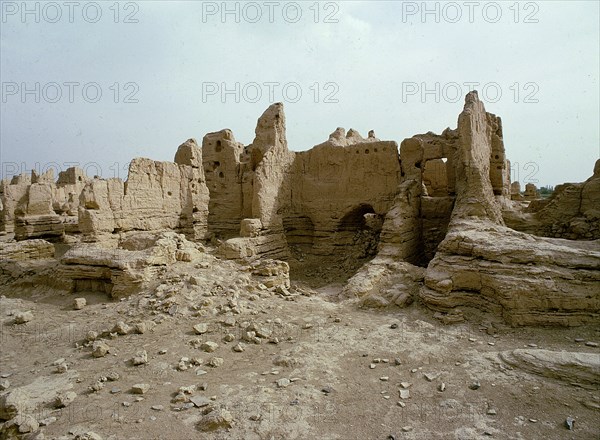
xmin=419 ymin=92 xmax=600 ymax=326
xmin=399 ymin=129 xmax=458 ymax=263
xmin=288 ymin=128 xmax=400 ymax=258
xmin=78 ymin=139 xmax=210 ymax=241
xmin=0 ymin=168 xmax=89 ymax=240
xmin=215 ymin=103 xmax=293 ymax=261
xmin=526 ymin=160 xmax=600 ymax=240
xmin=202 ymin=130 xmax=246 ymax=239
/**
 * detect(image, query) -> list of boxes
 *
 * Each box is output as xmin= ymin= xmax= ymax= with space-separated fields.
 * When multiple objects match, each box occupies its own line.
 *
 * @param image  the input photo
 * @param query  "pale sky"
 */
xmin=1 ymin=1 xmax=599 ymax=187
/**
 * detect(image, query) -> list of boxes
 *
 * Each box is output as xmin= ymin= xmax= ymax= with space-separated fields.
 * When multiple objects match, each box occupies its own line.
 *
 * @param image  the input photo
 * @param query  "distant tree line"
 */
xmin=539 ymin=185 xmax=554 ymax=197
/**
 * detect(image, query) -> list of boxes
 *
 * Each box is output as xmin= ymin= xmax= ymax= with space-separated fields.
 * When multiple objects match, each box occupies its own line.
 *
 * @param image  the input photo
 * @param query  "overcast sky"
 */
xmin=1 ymin=1 xmax=598 ymax=187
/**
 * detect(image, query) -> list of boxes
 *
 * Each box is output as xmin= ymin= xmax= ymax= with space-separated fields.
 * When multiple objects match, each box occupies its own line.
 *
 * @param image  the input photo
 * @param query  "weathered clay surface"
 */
xmin=500 ymin=349 xmax=600 ymax=389
xmin=201 ymin=130 xmax=246 ymax=239
xmin=418 ymin=92 xmax=600 ymax=326
xmin=288 ymin=128 xmax=400 ymax=257
xmin=78 ymin=142 xmax=210 ymax=241
xmin=420 ymin=218 xmax=600 ymax=326
xmin=0 ymin=372 xmax=78 ymax=420
xmin=0 ymin=92 xmax=598 ymax=330
xmin=0 ymin=239 xmax=54 ymax=261
xmin=524 ymin=160 xmax=600 ymax=240
xmin=1 ymin=167 xmax=89 ymax=240
xmin=59 ymin=232 xmax=203 ymax=298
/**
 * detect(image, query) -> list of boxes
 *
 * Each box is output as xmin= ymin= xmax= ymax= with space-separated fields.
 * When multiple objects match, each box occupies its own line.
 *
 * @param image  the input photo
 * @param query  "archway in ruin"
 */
xmin=283 ymin=205 xmax=384 ymax=287
xmin=334 ymin=203 xmax=383 ymax=261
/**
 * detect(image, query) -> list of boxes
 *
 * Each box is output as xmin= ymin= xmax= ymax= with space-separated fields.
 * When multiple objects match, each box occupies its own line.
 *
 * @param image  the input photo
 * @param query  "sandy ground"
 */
xmin=0 ymin=255 xmax=598 ymax=440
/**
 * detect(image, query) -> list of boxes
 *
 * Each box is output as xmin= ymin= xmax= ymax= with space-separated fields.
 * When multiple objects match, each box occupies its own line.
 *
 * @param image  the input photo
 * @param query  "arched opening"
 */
xmin=335 ymin=204 xmax=383 ymax=260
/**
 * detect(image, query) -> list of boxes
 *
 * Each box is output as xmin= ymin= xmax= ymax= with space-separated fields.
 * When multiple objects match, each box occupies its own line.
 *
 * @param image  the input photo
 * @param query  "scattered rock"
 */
xmin=131 ymin=383 xmax=150 ymax=394
xmin=73 ymin=298 xmax=87 ymax=310
xmin=197 ymin=409 xmax=233 ymax=432
xmin=178 ymin=358 xmax=190 ymax=371
xmin=134 ymin=320 xmax=155 ymax=334
xmin=75 ymin=432 xmax=103 ymax=440
xmin=113 ymin=321 xmax=132 ymax=335
xmin=565 ymin=416 xmax=575 ymax=430
xmin=193 ymin=323 xmax=209 ymax=334
xmin=276 ymin=378 xmax=291 ymax=388
xmin=14 ymin=311 xmax=33 ymax=324
xmin=221 ymin=317 xmax=236 ymax=327
xmin=90 ymin=381 xmax=104 ymax=392
xmin=190 ymin=395 xmax=211 ymax=408
xmin=273 ymin=355 xmax=297 ymax=368
xmin=256 ymin=327 xmax=272 ymax=338
xmin=424 ymin=372 xmax=439 ymax=382
xmin=55 ymin=391 xmax=77 ymax=408
xmin=469 ymin=381 xmax=481 ymax=390
xmin=201 ymin=341 xmax=219 ymax=352
xmin=207 ymin=357 xmax=224 ymax=367
xmin=14 ymin=414 xmax=39 ymax=433
xmin=92 ymin=341 xmax=110 ymax=358
xmin=179 ymin=385 xmax=196 ymax=395
xmin=321 ymin=386 xmax=335 ymax=394
xmin=106 ymin=371 xmax=120 ymax=381
xmin=132 ymin=350 xmax=148 ymax=365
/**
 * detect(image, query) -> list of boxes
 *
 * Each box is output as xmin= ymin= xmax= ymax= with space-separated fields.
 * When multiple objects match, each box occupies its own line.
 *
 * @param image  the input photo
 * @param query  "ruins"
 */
xmin=1 ymin=92 xmax=599 ymax=439
xmin=2 ymin=91 xmax=598 ymax=324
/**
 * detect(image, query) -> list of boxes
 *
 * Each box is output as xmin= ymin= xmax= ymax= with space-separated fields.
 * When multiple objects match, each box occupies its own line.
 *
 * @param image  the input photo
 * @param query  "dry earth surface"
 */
xmin=1 ymin=251 xmax=598 ymax=440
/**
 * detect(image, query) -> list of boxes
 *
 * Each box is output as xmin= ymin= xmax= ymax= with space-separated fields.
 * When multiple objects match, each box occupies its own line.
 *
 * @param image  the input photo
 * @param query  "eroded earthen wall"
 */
xmin=288 ymin=130 xmax=400 ymax=257
xmin=78 ymin=140 xmax=210 ymax=241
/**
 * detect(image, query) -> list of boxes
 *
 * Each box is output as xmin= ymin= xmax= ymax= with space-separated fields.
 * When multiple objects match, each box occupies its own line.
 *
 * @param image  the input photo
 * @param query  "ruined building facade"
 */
xmin=1 ymin=92 xmax=599 ymax=326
